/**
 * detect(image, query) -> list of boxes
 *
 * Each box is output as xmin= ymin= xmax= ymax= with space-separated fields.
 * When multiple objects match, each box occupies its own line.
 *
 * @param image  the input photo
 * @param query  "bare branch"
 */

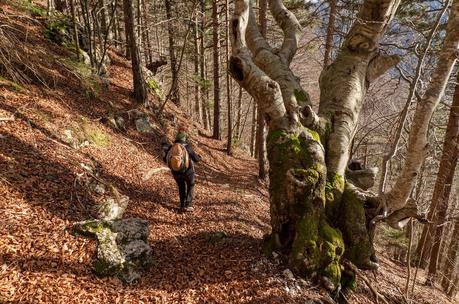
xmin=229 ymin=0 xmax=286 ymax=122
xmin=384 ymin=0 xmax=459 ymax=212
xmin=366 ymin=53 xmax=400 ymax=82
xmin=268 ymin=0 xmax=302 ymax=64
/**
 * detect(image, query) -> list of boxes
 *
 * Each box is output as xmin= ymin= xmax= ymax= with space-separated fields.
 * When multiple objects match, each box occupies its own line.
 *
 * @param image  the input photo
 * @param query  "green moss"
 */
xmin=323 ymin=262 xmax=341 ymax=286
xmin=318 ymin=220 xmax=344 ymax=287
xmin=146 ymin=79 xmax=165 ymax=100
xmin=325 ymin=174 xmax=345 ymax=223
xmin=306 ymin=128 xmax=321 ymax=142
xmin=340 ymin=187 xmax=374 ymax=268
xmin=0 ymin=76 xmax=24 ymax=92
xmin=81 ymin=220 xmax=105 ymax=234
xmin=10 ymin=0 xmax=46 ymax=16
xmin=69 ymin=118 xmax=111 ymax=147
xmin=290 ymin=214 xmax=319 ymax=267
xmin=294 ymin=89 xmax=310 ymax=104
xmin=293 ymin=168 xmax=320 ymax=186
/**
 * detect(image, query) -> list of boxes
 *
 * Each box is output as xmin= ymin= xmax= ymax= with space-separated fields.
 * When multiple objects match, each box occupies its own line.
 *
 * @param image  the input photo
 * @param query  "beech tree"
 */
xmin=228 ymin=0 xmax=459 ymax=289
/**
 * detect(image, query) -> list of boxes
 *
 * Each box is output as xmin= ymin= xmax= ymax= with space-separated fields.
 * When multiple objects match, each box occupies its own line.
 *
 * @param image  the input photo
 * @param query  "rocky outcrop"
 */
xmin=73 ymin=169 xmax=153 ymax=283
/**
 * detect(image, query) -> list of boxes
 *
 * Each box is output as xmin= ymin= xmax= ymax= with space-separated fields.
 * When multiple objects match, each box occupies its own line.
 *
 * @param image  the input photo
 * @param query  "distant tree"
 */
xmin=212 ymin=0 xmax=221 ymax=140
xmin=425 ymin=70 xmax=459 ymax=285
xmin=165 ymin=0 xmax=180 ymax=105
xmin=123 ymin=0 xmax=148 ymax=103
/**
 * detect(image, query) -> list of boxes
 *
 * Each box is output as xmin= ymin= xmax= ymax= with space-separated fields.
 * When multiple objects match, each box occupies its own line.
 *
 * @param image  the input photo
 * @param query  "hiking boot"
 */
xmin=184 ymin=206 xmax=194 ymax=212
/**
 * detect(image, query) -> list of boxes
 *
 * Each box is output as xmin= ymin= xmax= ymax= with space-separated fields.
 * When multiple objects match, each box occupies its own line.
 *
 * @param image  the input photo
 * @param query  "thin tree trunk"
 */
xmin=250 ymin=103 xmax=256 ymax=157
xmin=200 ymin=0 xmax=209 ymax=130
xmin=194 ymin=12 xmax=202 ymax=124
xmin=123 ymin=0 xmax=148 ymax=103
xmin=323 ymin=0 xmax=336 ymax=67
xmin=256 ymin=0 xmax=267 ymax=179
xmin=426 ymin=70 xmax=459 ymax=285
xmin=442 ymin=215 xmax=459 ymax=291
xmin=448 ymin=274 xmax=459 ymax=298
xmin=212 ymin=0 xmax=221 ymax=139
xmin=379 ymin=0 xmax=449 ymax=202
xmin=405 ymin=218 xmax=413 ymax=299
xmin=55 ymin=0 xmax=66 ymax=12
xmin=69 ymin=0 xmax=80 ymax=61
xmin=141 ymin=0 xmax=152 ymax=64
xmin=236 ymin=86 xmax=243 ymax=139
xmin=122 ymin=0 xmax=131 ymax=59
xmin=165 ymin=0 xmax=180 ymax=105
xmin=226 ymin=0 xmax=233 ymax=153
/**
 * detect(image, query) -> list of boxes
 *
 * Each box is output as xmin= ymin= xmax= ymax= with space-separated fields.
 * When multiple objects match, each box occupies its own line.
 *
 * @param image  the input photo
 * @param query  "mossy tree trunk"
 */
xmin=229 ymin=0 xmax=401 ymax=290
xmin=230 ymin=0 xmax=459 ymax=292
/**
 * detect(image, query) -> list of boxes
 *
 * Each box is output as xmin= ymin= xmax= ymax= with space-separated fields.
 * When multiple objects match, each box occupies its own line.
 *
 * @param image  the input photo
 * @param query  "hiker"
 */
xmin=162 ymin=129 xmax=201 ymax=212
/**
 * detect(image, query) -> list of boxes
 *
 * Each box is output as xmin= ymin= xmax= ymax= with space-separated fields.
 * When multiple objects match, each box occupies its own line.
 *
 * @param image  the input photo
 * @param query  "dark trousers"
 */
xmin=173 ymin=171 xmax=195 ymax=208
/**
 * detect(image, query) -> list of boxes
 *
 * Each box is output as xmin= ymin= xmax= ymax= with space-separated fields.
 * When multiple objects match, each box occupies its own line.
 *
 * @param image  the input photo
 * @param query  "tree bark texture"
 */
xmin=323 ymin=0 xmax=336 ymax=67
xmin=123 ymin=0 xmax=148 ymax=103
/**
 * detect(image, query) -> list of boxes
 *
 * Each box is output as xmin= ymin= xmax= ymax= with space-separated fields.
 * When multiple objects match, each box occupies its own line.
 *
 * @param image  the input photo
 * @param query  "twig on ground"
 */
xmin=142 ymin=167 xmax=170 ymax=181
xmin=342 ymin=259 xmax=389 ymax=304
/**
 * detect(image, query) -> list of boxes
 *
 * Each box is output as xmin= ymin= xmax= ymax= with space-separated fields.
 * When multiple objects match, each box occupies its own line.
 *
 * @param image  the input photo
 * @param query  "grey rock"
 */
xmin=135 ymin=116 xmax=154 ymax=133
xmin=98 ymin=195 xmax=129 ymax=221
xmin=74 ymin=218 xmax=153 ymax=283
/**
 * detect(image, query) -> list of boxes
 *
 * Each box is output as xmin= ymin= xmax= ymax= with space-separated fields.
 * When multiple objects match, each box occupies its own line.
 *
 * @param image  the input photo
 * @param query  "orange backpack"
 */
xmin=167 ymin=143 xmax=190 ymax=172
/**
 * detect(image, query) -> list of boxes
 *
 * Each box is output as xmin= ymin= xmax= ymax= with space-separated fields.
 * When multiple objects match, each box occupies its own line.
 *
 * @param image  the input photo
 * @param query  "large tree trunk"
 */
xmin=212 ymin=0 xmax=221 ymax=139
xmin=123 ymin=0 xmax=148 ymax=103
xmin=229 ymin=0 xmax=400 ymax=290
xmin=425 ymin=70 xmax=459 ymax=285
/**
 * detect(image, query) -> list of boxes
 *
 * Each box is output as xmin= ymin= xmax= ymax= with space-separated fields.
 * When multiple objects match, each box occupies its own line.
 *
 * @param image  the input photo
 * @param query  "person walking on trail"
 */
xmin=163 ymin=129 xmax=201 ymax=212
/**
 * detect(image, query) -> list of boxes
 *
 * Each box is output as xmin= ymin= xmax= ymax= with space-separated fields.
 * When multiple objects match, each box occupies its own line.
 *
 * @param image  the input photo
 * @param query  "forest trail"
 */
xmin=0 ymin=2 xmax=453 ymax=303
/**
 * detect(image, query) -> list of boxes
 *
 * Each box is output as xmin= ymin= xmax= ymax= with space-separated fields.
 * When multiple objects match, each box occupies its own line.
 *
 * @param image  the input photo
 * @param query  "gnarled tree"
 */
xmin=229 ymin=0 xmax=402 ymax=289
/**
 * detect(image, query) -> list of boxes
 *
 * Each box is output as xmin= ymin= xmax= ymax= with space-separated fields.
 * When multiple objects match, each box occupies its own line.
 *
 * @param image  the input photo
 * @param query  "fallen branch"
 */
xmin=342 ymin=259 xmax=389 ymax=304
xmin=142 ymin=167 xmax=170 ymax=181
xmin=0 ymin=115 xmax=15 ymax=122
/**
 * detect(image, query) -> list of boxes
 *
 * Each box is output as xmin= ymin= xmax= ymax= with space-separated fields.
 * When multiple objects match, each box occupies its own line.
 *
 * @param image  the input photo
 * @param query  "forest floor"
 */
xmin=0 ymin=2 xmax=455 ymax=303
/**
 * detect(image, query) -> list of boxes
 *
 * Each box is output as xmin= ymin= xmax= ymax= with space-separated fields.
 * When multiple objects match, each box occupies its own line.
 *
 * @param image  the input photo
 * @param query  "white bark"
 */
xmin=318 ymin=0 xmax=401 ymax=176
xmin=384 ymin=0 xmax=459 ymax=212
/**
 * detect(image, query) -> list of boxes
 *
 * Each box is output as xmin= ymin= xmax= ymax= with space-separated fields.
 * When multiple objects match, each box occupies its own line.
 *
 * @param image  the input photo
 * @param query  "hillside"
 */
xmin=0 ymin=2 xmax=455 ymax=303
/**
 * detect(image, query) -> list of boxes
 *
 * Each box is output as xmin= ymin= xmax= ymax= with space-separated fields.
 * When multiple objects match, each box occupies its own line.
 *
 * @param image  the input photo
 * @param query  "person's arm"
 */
xmin=162 ymin=144 xmax=171 ymax=163
xmin=186 ymin=144 xmax=201 ymax=162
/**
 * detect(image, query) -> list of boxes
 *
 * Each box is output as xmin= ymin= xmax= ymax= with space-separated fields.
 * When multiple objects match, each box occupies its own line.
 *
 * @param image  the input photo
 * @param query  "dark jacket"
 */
xmin=163 ymin=139 xmax=201 ymax=175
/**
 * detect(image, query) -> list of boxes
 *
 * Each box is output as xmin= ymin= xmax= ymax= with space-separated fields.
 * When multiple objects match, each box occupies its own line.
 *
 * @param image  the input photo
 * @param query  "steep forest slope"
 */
xmin=0 ymin=2 xmax=454 ymax=303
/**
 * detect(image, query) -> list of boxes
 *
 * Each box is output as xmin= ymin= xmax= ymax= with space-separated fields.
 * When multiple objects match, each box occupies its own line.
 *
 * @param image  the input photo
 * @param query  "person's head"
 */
xmin=175 ymin=131 xmax=187 ymax=142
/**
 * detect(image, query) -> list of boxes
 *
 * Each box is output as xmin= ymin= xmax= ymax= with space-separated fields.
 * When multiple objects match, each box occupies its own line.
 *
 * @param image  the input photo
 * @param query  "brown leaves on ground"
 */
xmin=0 ymin=2 xmax=454 ymax=304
